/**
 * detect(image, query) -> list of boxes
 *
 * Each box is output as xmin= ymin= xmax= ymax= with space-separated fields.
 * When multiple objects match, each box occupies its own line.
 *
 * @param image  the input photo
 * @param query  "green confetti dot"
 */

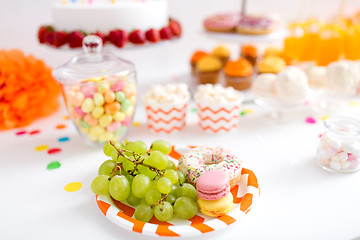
xmin=240 ymin=111 xmax=247 ymax=116
xmin=191 ymin=108 xmax=198 ymax=113
xmin=47 ymin=161 xmax=61 ymax=170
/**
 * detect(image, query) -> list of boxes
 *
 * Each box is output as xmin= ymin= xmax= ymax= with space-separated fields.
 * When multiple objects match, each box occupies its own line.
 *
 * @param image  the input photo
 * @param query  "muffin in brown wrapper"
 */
xmin=196 ymin=56 xmax=223 ymax=85
xmin=225 ymin=75 xmax=252 ymax=90
xmin=197 ymin=70 xmax=221 ymax=84
xmin=224 ymin=58 xmax=254 ymax=90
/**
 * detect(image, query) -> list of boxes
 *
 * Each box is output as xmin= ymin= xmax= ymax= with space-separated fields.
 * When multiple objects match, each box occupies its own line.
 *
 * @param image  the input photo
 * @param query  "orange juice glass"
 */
xmin=284 ymin=23 xmax=304 ymax=61
xmin=344 ymin=25 xmax=360 ymax=60
xmin=300 ymin=20 xmax=322 ymax=61
xmin=316 ymin=27 xmax=342 ymax=66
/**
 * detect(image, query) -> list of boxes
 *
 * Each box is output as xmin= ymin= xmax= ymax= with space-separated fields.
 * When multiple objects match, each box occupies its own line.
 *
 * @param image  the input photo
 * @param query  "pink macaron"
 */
xmin=196 ymin=170 xmax=230 ymax=201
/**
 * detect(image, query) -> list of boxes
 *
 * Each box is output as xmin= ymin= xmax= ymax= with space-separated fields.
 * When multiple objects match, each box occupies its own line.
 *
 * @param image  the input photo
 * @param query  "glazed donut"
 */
xmin=178 ymin=146 xmax=242 ymax=189
xmin=203 ymin=13 xmax=240 ymax=32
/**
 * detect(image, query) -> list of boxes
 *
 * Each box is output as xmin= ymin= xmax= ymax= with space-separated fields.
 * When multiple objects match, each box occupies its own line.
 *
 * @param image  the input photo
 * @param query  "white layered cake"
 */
xmin=52 ymin=0 xmax=169 ymax=33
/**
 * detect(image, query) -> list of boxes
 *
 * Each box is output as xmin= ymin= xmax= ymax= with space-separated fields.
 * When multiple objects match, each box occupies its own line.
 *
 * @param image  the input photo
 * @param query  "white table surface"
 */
xmin=1 ymin=87 xmax=360 ymax=240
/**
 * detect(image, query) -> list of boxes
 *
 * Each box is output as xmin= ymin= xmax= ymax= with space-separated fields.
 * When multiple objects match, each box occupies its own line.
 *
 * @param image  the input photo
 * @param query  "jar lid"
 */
xmin=52 ymin=35 xmax=135 ymax=85
xmin=324 ymin=116 xmax=360 ymax=137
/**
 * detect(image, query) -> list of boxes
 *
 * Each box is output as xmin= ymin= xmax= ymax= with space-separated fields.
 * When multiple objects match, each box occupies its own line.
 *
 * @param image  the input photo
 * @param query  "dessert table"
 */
xmin=1 ymin=81 xmax=360 ymax=239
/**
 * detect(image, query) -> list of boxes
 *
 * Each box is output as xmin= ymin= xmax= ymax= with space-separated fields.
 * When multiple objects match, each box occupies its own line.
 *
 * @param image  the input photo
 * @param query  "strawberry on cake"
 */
xmin=38 ymin=0 xmax=181 ymax=48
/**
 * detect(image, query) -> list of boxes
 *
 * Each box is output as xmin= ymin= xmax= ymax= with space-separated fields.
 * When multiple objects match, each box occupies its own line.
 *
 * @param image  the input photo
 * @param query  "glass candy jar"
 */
xmin=316 ymin=116 xmax=360 ymax=173
xmin=53 ymin=35 xmax=137 ymax=146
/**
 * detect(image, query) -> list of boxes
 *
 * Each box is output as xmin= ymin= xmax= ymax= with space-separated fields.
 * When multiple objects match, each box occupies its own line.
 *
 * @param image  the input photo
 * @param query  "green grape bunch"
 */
xmin=91 ymin=139 xmax=198 ymax=223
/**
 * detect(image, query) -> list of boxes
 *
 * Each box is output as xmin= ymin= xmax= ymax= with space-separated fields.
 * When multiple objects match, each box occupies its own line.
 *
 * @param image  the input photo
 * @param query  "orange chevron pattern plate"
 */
xmin=95 ymin=145 xmax=259 ymax=237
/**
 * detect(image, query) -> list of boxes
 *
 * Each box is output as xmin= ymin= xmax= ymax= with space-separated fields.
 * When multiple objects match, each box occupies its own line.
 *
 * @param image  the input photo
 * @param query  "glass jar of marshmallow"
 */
xmin=316 ymin=116 xmax=360 ymax=173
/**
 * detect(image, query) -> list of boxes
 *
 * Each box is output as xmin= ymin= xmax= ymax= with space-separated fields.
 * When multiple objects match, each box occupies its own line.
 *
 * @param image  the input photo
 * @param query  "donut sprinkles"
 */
xmin=203 ymin=14 xmax=240 ymax=32
xmin=178 ymin=146 xmax=242 ymax=186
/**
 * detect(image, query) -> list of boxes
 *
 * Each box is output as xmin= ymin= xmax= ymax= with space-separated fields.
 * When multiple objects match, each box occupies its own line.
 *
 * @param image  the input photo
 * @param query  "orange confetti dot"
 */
xmin=56 ymin=124 xmax=67 ymax=129
xmin=62 ymin=115 xmax=70 ymax=120
xmin=64 ymin=182 xmax=82 ymax=192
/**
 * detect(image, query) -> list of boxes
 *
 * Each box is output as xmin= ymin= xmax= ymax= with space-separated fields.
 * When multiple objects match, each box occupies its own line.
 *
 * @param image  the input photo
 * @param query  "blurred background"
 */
xmin=1 ymin=0 xmax=359 ymax=84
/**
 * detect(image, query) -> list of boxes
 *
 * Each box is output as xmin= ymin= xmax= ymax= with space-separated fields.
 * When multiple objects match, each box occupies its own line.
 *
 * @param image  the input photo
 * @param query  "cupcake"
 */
xmin=240 ymin=44 xmax=258 ymax=66
xmin=196 ymin=56 xmax=223 ymax=84
xmin=211 ymin=45 xmax=231 ymax=66
xmin=257 ymin=55 xmax=286 ymax=74
xmin=143 ymin=83 xmax=190 ymax=133
xmin=190 ymin=50 xmax=209 ymax=76
xmin=264 ymin=46 xmax=283 ymax=58
xmin=195 ymin=84 xmax=243 ymax=133
xmin=264 ymin=47 xmax=294 ymax=65
xmin=224 ymin=58 xmax=254 ymax=90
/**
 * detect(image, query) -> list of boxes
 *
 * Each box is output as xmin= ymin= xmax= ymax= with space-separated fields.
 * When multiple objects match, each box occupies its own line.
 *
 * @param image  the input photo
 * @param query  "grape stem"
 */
xmin=109 ymin=141 xmax=165 ymax=178
xmin=151 ymin=193 xmax=169 ymax=210
xmin=109 ymin=164 xmax=121 ymax=178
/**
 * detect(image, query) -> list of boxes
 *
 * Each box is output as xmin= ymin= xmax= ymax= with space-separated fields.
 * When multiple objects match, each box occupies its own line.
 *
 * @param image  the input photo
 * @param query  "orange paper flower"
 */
xmin=0 ymin=49 xmax=61 ymax=130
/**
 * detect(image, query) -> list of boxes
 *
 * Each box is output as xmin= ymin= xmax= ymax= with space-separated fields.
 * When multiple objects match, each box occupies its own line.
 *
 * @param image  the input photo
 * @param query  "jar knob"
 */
xmin=82 ymin=35 xmax=103 ymax=54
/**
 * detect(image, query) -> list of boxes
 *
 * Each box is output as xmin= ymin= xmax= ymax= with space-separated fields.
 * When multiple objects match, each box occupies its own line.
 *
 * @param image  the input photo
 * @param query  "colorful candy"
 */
xmin=65 ymin=75 xmax=136 ymax=144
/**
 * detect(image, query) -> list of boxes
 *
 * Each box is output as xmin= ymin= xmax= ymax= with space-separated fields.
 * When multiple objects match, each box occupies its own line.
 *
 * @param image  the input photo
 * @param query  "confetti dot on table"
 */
xmin=47 ymin=148 xmax=62 ymax=154
xmin=321 ymin=115 xmax=330 ymax=121
xmin=349 ymin=101 xmax=359 ymax=107
xmin=305 ymin=117 xmax=316 ymax=124
xmin=240 ymin=109 xmax=253 ymax=116
xmin=64 ymin=182 xmax=82 ymax=192
xmin=29 ymin=130 xmax=41 ymax=135
xmin=34 ymin=145 xmax=49 ymax=151
xmin=132 ymin=122 xmax=141 ymax=127
xmin=62 ymin=115 xmax=70 ymax=120
xmin=47 ymin=161 xmax=61 ymax=170
xmin=56 ymin=124 xmax=67 ymax=129
xmin=191 ymin=108 xmax=198 ymax=113
xmin=58 ymin=137 xmax=70 ymax=142
xmin=16 ymin=131 xmax=27 ymax=136
xmin=243 ymin=109 xmax=253 ymax=114
xmin=318 ymin=133 xmax=323 ymax=138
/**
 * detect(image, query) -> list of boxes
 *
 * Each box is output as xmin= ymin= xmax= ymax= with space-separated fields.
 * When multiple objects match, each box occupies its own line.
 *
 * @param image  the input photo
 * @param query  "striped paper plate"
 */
xmin=95 ymin=145 xmax=260 ymax=237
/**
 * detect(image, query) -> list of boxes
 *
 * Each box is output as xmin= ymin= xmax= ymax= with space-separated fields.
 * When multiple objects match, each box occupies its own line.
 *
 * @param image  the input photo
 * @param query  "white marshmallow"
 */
xmin=341 ymin=142 xmax=360 ymax=155
xmin=275 ymin=66 xmax=309 ymax=103
xmin=340 ymin=161 xmax=351 ymax=169
xmin=143 ymin=83 xmax=190 ymax=104
xmin=321 ymin=146 xmax=338 ymax=157
xmin=307 ymin=66 xmax=327 ymax=89
xmin=323 ymin=135 xmax=341 ymax=150
xmin=326 ymin=60 xmax=359 ymax=96
xmin=330 ymin=160 xmax=341 ymax=170
xmin=251 ymin=73 xmax=278 ymax=99
xmin=195 ymin=84 xmax=243 ymax=103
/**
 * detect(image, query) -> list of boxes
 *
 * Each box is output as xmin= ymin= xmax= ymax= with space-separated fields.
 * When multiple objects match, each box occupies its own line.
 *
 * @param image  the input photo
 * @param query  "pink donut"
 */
xmin=203 ymin=13 xmax=240 ymax=32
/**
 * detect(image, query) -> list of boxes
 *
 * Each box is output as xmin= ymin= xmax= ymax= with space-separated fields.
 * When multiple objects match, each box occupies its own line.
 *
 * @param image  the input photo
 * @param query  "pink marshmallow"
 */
xmin=106 ymin=121 xmax=121 ymax=132
xmin=122 ymin=117 xmax=131 ymax=126
xmin=111 ymin=80 xmax=125 ymax=92
xmin=74 ymin=106 xmax=85 ymax=117
xmin=347 ymin=153 xmax=359 ymax=161
xmin=81 ymin=85 xmax=97 ymax=98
